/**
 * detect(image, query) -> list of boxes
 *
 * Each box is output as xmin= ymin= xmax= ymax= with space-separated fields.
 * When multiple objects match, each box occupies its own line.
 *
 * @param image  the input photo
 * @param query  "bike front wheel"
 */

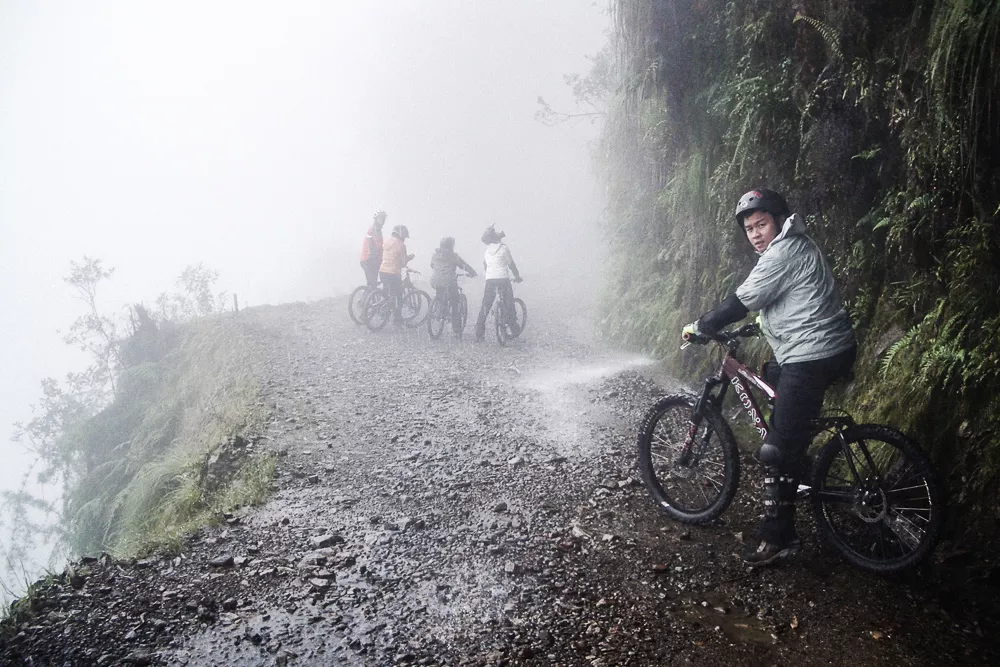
xmin=363 ymin=288 xmax=391 ymax=331
xmin=348 ymin=285 xmax=370 ymax=324
xmin=637 ymin=394 xmax=740 ymax=524
xmin=511 ymin=298 xmax=527 ymax=338
xmin=427 ymin=294 xmax=446 ymax=339
xmin=812 ymin=424 xmax=943 ymax=574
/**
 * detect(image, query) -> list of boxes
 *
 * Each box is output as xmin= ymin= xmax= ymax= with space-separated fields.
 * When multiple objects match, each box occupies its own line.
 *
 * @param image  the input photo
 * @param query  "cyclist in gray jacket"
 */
xmin=430 ymin=237 xmax=477 ymax=336
xmin=683 ymin=188 xmax=856 ymax=566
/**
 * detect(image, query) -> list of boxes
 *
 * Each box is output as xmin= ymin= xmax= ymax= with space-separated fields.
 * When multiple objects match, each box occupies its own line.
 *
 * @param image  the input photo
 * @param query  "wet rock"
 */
xmin=209 ymin=555 xmax=235 ymax=568
xmin=125 ymin=651 xmax=154 ymax=666
xmin=310 ymin=534 xmax=344 ymax=549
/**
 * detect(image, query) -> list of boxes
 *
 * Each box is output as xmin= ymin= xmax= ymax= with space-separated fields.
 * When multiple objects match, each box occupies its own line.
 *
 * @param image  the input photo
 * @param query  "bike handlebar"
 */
xmin=681 ymin=322 xmax=759 ymax=349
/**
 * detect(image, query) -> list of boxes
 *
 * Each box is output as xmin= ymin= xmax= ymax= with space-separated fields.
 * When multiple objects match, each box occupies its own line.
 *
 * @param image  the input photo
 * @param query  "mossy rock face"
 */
xmin=200 ymin=436 xmax=253 ymax=494
xmin=599 ymin=0 xmax=1000 ymax=548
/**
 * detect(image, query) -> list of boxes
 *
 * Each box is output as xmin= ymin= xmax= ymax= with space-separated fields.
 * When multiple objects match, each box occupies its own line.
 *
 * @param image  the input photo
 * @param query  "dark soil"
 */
xmin=2 ymin=281 xmax=997 ymax=666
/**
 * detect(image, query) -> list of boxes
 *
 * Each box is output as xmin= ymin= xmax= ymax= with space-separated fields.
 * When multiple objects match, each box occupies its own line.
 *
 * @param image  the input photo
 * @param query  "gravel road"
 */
xmin=2 ymin=277 xmax=997 ymax=666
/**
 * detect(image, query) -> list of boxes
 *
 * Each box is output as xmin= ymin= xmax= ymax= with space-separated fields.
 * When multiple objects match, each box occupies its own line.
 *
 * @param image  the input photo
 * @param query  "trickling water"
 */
xmin=519 ymin=354 xmax=657 ymax=456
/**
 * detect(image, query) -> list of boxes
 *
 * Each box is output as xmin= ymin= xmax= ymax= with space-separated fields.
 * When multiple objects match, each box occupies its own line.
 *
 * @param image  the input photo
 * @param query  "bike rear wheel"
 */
xmin=458 ymin=293 xmax=468 ymax=332
xmin=637 ymin=394 xmax=740 ymax=524
xmin=349 ymin=285 xmax=370 ymax=324
xmin=428 ymin=294 xmax=446 ymax=339
xmin=495 ymin=303 xmax=511 ymax=346
xmin=363 ymin=288 xmax=391 ymax=331
xmin=812 ymin=424 xmax=943 ymax=573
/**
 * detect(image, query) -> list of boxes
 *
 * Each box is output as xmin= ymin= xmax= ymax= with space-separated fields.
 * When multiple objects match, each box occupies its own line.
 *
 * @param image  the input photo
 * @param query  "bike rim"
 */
xmin=647 ymin=403 xmax=729 ymax=512
xmin=428 ymin=297 xmax=445 ymax=338
xmin=816 ymin=438 xmax=936 ymax=565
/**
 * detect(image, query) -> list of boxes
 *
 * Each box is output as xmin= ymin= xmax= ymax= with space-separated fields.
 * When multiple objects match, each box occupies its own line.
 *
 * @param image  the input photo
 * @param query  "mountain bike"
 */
xmin=493 ymin=280 xmax=527 ymax=346
xmin=427 ymin=275 xmax=473 ymax=339
xmin=362 ymin=268 xmax=431 ymax=331
xmin=636 ymin=323 xmax=944 ymax=574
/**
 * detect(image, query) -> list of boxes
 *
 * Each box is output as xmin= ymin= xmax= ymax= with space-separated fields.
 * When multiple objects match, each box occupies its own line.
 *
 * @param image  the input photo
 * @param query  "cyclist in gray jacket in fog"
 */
xmin=430 ymin=237 xmax=477 ymax=336
xmin=683 ymin=188 xmax=856 ymax=566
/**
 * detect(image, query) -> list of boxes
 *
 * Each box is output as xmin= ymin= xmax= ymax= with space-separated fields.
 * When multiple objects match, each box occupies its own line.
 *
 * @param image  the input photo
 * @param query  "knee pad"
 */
xmin=757 ymin=443 xmax=783 ymax=467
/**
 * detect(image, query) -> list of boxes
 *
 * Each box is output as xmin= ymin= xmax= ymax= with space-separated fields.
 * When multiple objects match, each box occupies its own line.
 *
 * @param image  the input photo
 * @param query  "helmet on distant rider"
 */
xmin=440 ymin=237 xmax=455 ymax=251
xmin=734 ymin=189 xmax=790 ymax=225
xmin=374 ymin=209 xmax=387 ymax=224
xmin=392 ymin=224 xmax=409 ymax=239
xmin=481 ymin=225 xmax=504 ymax=244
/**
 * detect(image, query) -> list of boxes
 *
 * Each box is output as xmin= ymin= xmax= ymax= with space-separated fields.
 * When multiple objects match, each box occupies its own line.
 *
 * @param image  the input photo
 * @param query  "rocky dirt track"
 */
xmin=2 ymin=280 xmax=998 ymax=666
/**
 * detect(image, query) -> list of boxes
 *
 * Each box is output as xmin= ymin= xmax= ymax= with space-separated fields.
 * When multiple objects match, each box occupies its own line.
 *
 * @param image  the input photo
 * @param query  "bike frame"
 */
xmin=696 ymin=344 xmax=776 ymax=442
xmin=684 ymin=335 xmax=871 ymax=502
xmin=433 ymin=276 xmax=466 ymax=322
xmin=491 ymin=280 xmax=516 ymax=320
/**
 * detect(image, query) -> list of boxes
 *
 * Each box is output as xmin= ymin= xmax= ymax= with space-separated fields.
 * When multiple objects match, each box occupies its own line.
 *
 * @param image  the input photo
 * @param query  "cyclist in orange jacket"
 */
xmin=359 ymin=210 xmax=387 ymax=287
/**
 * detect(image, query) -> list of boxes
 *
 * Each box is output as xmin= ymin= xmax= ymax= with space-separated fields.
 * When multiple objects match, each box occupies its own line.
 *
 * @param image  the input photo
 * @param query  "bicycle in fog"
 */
xmin=428 ymin=274 xmax=473 ymax=339
xmin=362 ymin=267 xmax=431 ymax=331
xmin=636 ymin=323 xmax=944 ymax=574
xmin=492 ymin=282 xmax=527 ymax=346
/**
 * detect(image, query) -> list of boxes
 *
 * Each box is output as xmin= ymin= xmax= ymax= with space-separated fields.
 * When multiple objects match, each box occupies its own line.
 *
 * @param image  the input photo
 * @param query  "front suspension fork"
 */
xmin=677 ymin=378 xmax=726 ymax=467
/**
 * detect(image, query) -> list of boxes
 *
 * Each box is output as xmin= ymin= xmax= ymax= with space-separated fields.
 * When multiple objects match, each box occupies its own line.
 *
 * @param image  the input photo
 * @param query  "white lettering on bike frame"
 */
xmin=737 ymin=367 xmax=777 ymax=401
xmin=730 ymin=376 xmax=768 ymax=439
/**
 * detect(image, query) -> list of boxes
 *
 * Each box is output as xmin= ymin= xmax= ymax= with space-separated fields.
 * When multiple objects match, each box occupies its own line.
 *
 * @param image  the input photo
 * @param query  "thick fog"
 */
xmin=0 ymin=1 xmax=608 ymax=586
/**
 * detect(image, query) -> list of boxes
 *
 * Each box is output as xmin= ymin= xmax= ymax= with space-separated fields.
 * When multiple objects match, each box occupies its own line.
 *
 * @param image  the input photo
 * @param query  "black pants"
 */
xmin=361 ymin=260 xmax=379 ymax=288
xmin=475 ymin=279 xmax=517 ymax=338
xmin=379 ymin=272 xmax=403 ymax=322
xmin=434 ymin=282 xmax=463 ymax=333
xmin=757 ymin=345 xmax=857 ymax=544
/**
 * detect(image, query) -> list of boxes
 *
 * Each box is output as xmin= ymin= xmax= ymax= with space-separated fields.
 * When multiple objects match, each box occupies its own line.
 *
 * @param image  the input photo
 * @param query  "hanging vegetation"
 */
xmin=598 ymin=0 xmax=1000 ymax=546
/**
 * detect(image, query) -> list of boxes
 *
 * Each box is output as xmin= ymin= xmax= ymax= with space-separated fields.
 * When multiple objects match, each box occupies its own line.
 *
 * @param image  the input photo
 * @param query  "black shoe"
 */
xmin=741 ymin=538 xmax=800 ymax=567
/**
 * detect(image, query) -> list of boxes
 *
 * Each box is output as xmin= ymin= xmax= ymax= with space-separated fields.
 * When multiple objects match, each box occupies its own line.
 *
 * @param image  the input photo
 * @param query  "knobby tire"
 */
xmin=349 ymin=285 xmax=370 ymax=325
xmin=637 ymin=394 xmax=740 ymax=524
xmin=428 ymin=295 xmax=446 ymax=339
xmin=363 ymin=288 xmax=391 ymax=331
xmin=811 ymin=424 xmax=943 ymax=573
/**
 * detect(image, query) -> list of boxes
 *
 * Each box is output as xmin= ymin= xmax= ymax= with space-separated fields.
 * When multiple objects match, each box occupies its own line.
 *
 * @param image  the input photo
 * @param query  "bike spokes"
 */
xmin=813 ymin=427 xmax=941 ymax=572
xmin=643 ymin=401 xmax=734 ymax=516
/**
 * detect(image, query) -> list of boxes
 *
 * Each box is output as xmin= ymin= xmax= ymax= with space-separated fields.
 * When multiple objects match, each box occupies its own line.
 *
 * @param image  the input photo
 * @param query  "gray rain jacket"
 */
xmin=735 ymin=214 xmax=855 ymax=364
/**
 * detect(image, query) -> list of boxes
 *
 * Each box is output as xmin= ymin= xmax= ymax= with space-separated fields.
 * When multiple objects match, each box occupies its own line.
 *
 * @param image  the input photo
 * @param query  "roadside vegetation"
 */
xmin=589 ymin=1 xmax=1000 ymax=548
xmin=1 ymin=259 xmax=273 ymax=606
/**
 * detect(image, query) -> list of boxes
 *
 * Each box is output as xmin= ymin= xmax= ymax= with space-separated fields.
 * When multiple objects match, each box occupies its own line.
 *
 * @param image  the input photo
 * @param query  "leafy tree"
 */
xmin=536 ymin=43 xmax=614 ymax=125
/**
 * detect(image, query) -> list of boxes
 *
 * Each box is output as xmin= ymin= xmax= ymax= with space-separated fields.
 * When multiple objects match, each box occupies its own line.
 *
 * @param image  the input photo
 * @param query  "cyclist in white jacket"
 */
xmin=684 ymin=189 xmax=856 ymax=566
xmin=475 ymin=225 xmax=522 ymax=341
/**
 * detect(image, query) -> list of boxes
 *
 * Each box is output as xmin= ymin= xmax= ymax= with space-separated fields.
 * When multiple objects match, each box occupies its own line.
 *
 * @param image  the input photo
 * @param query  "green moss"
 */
xmin=601 ymin=0 xmax=1000 ymax=546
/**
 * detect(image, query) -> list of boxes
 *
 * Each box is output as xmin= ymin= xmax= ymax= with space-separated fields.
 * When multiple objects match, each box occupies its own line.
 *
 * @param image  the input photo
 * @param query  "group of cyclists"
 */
xmin=357 ymin=187 xmax=863 ymax=568
xmin=358 ymin=209 xmax=522 ymax=341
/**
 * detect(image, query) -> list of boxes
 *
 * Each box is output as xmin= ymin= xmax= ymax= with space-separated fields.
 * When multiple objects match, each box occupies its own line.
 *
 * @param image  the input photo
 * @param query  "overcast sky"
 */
xmin=0 ymin=0 xmax=609 ymax=579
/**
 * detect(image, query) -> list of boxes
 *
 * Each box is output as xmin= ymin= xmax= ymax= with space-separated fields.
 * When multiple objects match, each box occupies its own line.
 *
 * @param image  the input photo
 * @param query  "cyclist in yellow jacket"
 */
xmin=378 ymin=225 xmax=414 ymax=325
